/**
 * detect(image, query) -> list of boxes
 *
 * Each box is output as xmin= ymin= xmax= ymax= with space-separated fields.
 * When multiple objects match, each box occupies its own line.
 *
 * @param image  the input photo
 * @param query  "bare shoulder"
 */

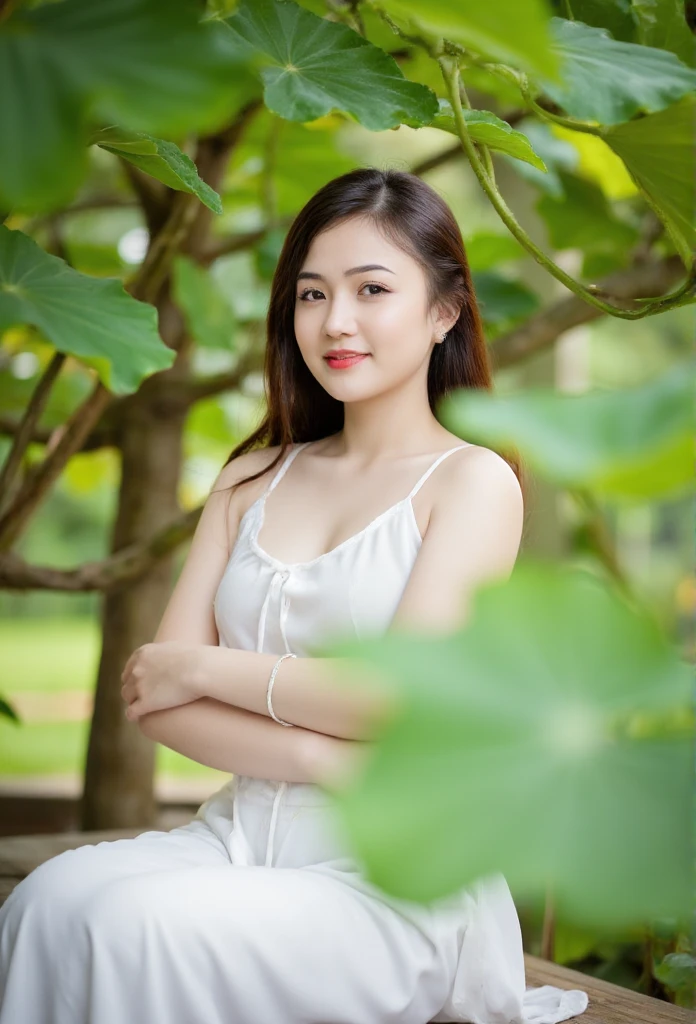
xmin=209 ymin=444 xmax=285 ymax=539
xmin=436 ymin=443 xmax=523 ymax=511
xmin=212 ymin=444 xmax=283 ymax=495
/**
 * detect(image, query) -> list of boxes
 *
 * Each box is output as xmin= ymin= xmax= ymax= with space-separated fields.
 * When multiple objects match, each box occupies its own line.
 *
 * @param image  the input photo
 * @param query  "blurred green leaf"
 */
xmin=601 ymin=94 xmax=696 ymax=268
xmin=0 ymin=0 xmax=250 ymax=211
xmin=223 ymin=107 xmax=357 ymax=217
xmin=653 ymin=951 xmax=696 ymax=1003
xmin=552 ymin=0 xmax=636 ymax=42
xmin=464 ymin=232 xmax=526 ymax=272
xmin=222 ymin=0 xmax=439 ymax=130
xmin=632 ymin=0 xmax=696 ymax=67
xmin=431 ymin=101 xmax=548 ymax=171
xmin=91 ymin=127 xmax=223 ymax=215
xmin=536 ymin=170 xmax=639 ymax=255
xmin=319 ymin=561 xmax=693 ymax=928
xmin=470 ymin=272 xmax=541 ymax=331
xmin=498 ymin=118 xmax=579 ymax=197
xmin=441 ymin=361 xmax=695 ymax=501
xmin=0 ymin=226 xmax=173 ymax=394
xmin=537 ymin=17 xmax=696 ymax=124
xmin=0 ymin=695 xmax=21 ymax=724
xmin=375 ymin=0 xmax=561 ymax=80
xmin=172 ymin=255 xmax=238 ymax=350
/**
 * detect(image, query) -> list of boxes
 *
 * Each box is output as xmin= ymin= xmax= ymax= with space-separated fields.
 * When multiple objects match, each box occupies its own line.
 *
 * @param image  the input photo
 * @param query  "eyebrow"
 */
xmin=297 ymin=264 xmax=395 ymax=282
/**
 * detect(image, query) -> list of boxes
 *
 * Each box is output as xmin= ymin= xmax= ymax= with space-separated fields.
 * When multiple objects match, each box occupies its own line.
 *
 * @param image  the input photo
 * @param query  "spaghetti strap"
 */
xmin=263 ymin=442 xmax=311 ymax=498
xmin=407 ymin=444 xmax=471 ymax=500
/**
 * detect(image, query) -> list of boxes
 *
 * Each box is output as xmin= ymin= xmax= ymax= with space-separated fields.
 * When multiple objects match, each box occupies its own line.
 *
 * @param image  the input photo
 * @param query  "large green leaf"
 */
xmin=0 ymin=0 xmax=249 ymax=212
xmin=172 ymin=256 xmax=238 ymax=351
xmin=440 ymin=362 xmax=695 ymax=501
xmin=632 ymin=0 xmax=696 ymax=68
xmin=0 ymin=227 xmax=173 ymax=395
xmin=553 ymin=0 xmax=637 ymax=42
xmin=221 ymin=0 xmax=438 ymax=129
xmin=91 ymin=127 xmax=223 ymax=215
xmin=430 ymin=101 xmax=548 ymax=171
xmin=373 ymin=0 xmax=561 ymax=81
xmin=537 ymin=17 xmax=696 ymax=124
xmin=602 ymin=95 xmax=696 ymax=268
xmin=318 ymin=561 xmax=692 ymax=927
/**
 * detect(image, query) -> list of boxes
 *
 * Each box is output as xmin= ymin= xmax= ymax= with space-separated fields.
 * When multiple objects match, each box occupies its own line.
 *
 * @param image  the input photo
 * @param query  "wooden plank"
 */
xmin=525 ymin=953 xmax=692 ymax=1023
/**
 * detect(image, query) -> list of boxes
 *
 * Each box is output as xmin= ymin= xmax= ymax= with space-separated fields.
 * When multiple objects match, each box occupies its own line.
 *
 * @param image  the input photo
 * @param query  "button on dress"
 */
xmin=0 ymin=441 xmax=589 ymax=1024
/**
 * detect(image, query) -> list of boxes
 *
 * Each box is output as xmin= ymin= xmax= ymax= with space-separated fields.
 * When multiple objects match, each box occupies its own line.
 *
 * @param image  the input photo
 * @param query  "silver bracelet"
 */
xmin=267 ymin=652 xmax=296 ymax=727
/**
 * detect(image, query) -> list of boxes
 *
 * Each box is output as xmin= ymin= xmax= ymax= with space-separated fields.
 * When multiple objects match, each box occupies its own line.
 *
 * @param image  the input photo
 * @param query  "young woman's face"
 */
xmin=293 ymin=216 xmax=445 ymax=401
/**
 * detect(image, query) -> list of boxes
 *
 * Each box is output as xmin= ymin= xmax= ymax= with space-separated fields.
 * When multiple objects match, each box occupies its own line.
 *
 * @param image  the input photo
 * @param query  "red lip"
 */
xmin=324 ymin=352 xmax=370 ymax=369
xmin=324 ymin=350 xmax=368 ymax=357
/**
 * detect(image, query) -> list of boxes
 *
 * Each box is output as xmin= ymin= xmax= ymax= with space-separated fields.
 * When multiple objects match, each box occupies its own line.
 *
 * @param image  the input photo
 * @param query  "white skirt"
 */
xmin=0 ymin=775 xmax=588 ymax=1024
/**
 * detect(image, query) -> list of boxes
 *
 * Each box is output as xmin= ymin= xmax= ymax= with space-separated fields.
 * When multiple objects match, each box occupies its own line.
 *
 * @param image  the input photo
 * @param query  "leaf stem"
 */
xmin=438 ymin=56 xmax=696 ymax=318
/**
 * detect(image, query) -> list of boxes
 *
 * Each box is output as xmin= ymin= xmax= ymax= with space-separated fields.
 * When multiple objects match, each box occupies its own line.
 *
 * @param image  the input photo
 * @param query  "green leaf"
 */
xmin=440 ymin=361 xmax=695 ymax=501
xmin=601 ymin=95 xmax=696 ymax=268
xmin=0 ymin=227 xmax=173 ymax=395
xmin=320 ymin=561 xmax=693 ymax=927
xmin=0 ymin=695 xmax=21 ymax=724
xmin=653 ymin=952 xmax=696 ymax=1000
xmin=431 ymin=101 xmax=548 ymax=171
xmin=91 ymin=127 xmax=223 ymax=215
xmin=172 ymin=256 xmax=238 ymax=351
xmin=464 ymin=232 xmax=527 ymax=272
xmin=221 ymin=0 xmax=438 ymax=130
xmin=471 ymin=272 xmax=541 ymax=332
xmin=632 ymin=0 xmax=696 ymax=68
xmin=537 ymin=17 xmax=696 ymax=124
xmin=375 ymin=0 xmax=561 ymax=81
xmin=0 ymin=0 xmax=250 ymax=211
xmin=498 ymin=118 xmax=579 ymax=197
xmin=536 ymin=170 xmax=639 ymax=255
xmin=556 ymin=0 xmax=637 ymax=42
xmin=225 ymin=106 xmax=359 ymax=217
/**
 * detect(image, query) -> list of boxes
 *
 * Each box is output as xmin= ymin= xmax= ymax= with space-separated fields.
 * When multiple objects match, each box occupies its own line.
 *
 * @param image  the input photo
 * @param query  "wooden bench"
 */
xmin=0 ymin=831 xmax=691 ymax=1022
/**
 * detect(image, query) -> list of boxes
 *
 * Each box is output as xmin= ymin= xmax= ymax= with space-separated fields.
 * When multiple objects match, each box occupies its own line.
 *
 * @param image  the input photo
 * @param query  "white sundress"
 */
xmin=0 ymin=441 xmax=589 ymax=1024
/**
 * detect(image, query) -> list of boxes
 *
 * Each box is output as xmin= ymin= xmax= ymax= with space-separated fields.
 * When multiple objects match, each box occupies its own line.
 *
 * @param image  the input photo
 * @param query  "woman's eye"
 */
xmin=297 ymin=284 xmax=387 ymax=301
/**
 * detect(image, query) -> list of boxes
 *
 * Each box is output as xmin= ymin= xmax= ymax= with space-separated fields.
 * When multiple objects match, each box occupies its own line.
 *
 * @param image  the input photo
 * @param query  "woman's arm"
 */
xmin=185 ymin=449 xmax=523 ymax=738
xmin=130 ymin=447 xmax=366 ymax=783
xmin=139 ymin=697 xmax=364 ymax=785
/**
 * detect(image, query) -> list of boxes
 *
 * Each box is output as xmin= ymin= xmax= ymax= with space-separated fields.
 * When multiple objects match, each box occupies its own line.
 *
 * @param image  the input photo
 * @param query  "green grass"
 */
xmin=0 ymin=617 xmax=227 ymax=785
xmin=0 ymin=617 xmax=99 ymax=693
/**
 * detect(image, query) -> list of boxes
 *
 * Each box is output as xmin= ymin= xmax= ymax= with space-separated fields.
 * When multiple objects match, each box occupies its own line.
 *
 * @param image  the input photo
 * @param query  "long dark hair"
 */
xmin=221 ymin=166 xmax=523 ymax=497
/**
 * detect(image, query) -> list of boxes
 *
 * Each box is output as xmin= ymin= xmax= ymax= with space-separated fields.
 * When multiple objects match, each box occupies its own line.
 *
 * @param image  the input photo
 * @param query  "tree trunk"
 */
xmin=80 ymin=298 xmax=191 ymax=829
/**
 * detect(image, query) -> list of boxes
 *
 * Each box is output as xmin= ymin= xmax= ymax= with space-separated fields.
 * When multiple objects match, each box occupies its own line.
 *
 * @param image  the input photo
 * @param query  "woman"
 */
xmin=0 ymin=168 xmax=589 ymax=1024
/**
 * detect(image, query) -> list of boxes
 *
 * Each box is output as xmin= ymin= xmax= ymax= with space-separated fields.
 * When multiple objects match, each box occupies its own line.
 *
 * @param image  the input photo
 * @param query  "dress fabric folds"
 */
xmin=0 ymin=441 xmax=589 ymax=1024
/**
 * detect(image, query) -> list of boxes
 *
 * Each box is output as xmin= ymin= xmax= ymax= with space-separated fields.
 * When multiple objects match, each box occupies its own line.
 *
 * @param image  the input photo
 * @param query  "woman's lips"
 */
xmin=324 ymin=353 xmax=370 ymax=369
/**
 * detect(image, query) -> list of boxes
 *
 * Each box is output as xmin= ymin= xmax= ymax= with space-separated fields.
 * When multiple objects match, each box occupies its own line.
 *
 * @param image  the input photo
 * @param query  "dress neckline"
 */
xmin=248 ymin=440 xmax=471 ymax=571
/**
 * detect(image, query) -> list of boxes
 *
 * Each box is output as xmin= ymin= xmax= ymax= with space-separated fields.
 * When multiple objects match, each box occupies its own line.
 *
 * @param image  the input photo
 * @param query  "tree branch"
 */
xmin=0 ymin=380 xmax=113 ymax=552
xmin=0 ymin=504 xmax=203 ymax=592
xmin=0 ymin=351 xmax=66 ymax=515
xmin=490 ymin=254 xmax=686 ymax=369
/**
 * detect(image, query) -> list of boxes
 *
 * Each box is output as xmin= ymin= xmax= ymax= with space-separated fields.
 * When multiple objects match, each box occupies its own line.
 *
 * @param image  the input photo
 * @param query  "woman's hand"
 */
xmin=120 ymin=641 xmax=205 ymax=722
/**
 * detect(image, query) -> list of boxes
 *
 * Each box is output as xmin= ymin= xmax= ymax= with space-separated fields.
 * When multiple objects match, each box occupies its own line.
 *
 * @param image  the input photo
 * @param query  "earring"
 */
xmin=440 ymin=330 xmax=448 ymax=341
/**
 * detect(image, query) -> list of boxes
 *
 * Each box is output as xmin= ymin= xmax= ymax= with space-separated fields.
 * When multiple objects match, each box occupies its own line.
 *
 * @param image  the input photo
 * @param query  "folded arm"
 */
xmin=138 ymin=697 xmax=363 ymax=786
xmin=189 ymin=447 xmax=524 ymax=738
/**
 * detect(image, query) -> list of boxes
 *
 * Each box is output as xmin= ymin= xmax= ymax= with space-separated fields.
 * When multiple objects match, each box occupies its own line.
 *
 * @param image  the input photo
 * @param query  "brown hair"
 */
xmin=221 ymin=166 xmax=523 ymax=497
